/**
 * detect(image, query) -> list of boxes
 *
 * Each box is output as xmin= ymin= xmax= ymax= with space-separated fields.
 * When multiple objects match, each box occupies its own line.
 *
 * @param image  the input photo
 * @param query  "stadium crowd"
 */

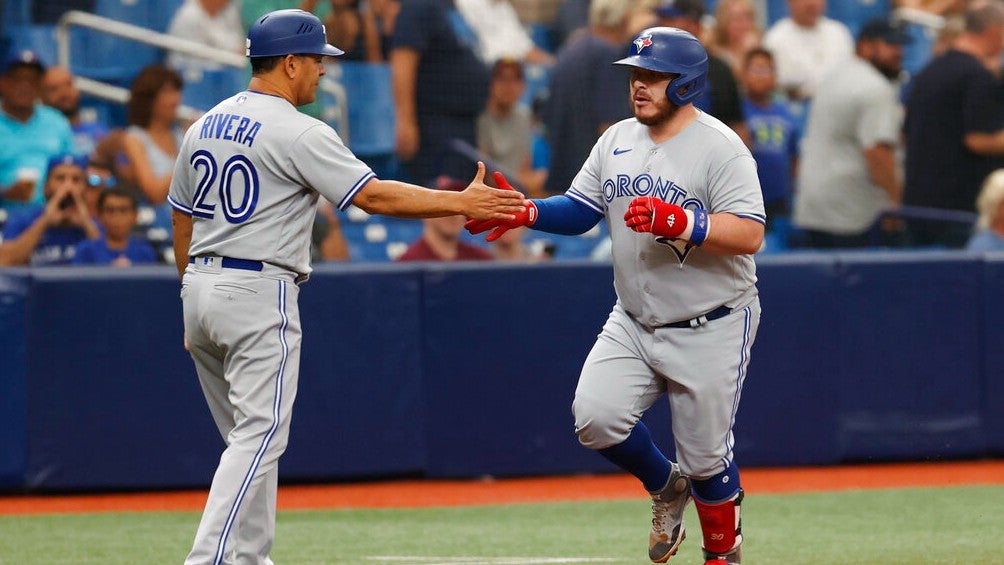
xmin=2 ymin=0 xmax=1004 ymax=268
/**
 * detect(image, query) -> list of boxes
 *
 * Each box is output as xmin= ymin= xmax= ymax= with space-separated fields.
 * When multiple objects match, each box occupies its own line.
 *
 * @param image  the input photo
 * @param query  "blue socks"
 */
xmin=692 ymin=462 xmax=741 ymax=503
xmin=598 ymin=422 xmax=743 ymax=500
xmin=597 ymin=421 xmax=671 ymax=492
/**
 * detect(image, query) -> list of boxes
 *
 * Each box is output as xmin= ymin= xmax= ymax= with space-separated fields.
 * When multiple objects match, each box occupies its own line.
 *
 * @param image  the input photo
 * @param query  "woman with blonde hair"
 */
xmin=967 ymin=169 xmax=1004 ymax=250
xmin=709 ymin=0 xmax=764 ymax=77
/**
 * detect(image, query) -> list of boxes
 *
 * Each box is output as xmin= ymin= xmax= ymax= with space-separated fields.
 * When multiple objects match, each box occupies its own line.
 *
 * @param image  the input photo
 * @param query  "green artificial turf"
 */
xmin=0 ymin=485 xmax=1001 ymax=564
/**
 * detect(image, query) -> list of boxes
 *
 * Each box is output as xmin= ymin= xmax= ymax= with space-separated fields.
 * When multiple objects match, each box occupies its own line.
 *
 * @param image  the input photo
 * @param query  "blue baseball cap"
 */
xmin=46 ymin=154 xmax=89 ymax=176
xmin=3 ymin=49 xmax=46 ymax=75
xmin=857 ymin=18 xmax=913 ymax=45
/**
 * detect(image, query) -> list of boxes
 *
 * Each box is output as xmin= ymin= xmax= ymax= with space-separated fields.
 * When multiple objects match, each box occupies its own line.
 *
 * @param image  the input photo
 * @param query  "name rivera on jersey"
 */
xmin=197 ymin=112 xmax=263 ymax=147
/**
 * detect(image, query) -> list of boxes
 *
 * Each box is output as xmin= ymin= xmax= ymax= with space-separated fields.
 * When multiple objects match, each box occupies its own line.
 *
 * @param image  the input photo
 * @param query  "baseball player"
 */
xmin=168 ymin=10 xmax=525 ymax=565
xmin=467 ymin=28 xmax=764 ymax=564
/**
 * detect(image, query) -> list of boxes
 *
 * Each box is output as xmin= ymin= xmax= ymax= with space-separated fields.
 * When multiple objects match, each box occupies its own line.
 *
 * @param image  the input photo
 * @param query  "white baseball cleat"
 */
xmin=648 ymin=461 xmax=691 ymax=562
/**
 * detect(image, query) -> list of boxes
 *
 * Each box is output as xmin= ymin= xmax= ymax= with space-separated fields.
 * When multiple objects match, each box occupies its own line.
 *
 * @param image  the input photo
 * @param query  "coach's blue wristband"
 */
xmin=689 ymin=209 xmax=710 ymax=246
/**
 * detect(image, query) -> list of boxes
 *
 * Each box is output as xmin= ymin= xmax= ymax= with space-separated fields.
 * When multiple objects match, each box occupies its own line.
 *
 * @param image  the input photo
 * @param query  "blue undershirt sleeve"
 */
xmin=531 ymin=195 xmax=604 ymax=235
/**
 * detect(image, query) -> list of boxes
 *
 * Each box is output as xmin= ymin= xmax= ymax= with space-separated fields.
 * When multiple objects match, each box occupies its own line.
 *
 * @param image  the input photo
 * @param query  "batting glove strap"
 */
xmin=625 ymin=197 xmax=711 ymax=246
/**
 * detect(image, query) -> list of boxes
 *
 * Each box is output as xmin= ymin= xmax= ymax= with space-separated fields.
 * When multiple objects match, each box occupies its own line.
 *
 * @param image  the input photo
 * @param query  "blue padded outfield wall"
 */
xmin=1 ymin=251 xmax=1003 ymax=492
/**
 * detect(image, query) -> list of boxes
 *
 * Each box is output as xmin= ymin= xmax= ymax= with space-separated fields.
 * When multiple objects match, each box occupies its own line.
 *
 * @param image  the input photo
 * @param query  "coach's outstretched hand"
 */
xmin=461 ymin=162 xmax=528 ymax=221
xmin=465 ymin=171 xmax=538 ymax=241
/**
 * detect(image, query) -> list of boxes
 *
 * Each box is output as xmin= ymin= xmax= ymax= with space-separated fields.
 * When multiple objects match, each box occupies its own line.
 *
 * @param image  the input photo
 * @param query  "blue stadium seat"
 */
xmin=178 ymin=66 xmax=249 ymax=112
xmin=521 ymin=61 xmax=549 ymax=109
xmin=901 ymin=19 xmax=937 ymax=80
xmin=330 ymin=61 xmax=397 ymax=157
xmin=527 ymin=22 xmax=553 ymax=53
xmin=766 ymin=0 xmax=788 ymax=26
xmin=68 ymin=0 xmax=179 ymax=81
xmin=2 ymin=0 xmax=31 ymax=30
xmin=4 ymin=24 xmax=58 ymax=67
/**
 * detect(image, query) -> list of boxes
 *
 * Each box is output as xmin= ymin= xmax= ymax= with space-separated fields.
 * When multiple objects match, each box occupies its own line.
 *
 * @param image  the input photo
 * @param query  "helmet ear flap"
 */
xmin=666 ymin=75 xmax=706 ymax=106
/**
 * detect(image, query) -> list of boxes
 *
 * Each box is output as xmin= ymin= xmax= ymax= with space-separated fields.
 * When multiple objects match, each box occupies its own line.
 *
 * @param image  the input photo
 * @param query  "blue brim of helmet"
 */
xmin=612 ymin=55 xmax=675 ymax=74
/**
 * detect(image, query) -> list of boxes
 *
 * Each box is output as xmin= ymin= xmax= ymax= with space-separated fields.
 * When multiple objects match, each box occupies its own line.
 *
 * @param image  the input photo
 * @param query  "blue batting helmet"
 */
xmin=246 ymin=9 xmax=344 ymax=58
xmin=613 ymin=27 xmax=708 ymax=107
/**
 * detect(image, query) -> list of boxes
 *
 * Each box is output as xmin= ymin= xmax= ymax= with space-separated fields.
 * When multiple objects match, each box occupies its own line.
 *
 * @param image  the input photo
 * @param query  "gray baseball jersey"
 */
xmin=569 ymin=111 xmax=764 ymax=479
xmin=170 ymin=90 xmax=373 ymax=565
xmin=168 ymin=91 xmax=375 ymax=275
xmin=566 ymin=112 xmax=765 ymax=325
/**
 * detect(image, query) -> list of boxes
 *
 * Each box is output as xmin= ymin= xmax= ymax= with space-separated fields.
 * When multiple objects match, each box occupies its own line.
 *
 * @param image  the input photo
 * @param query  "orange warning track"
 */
xmin=1 ymin=460 xmax=1002 ymax=516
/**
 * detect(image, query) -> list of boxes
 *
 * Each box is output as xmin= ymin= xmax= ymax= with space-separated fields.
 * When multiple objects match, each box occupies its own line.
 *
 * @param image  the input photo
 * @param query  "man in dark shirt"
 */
xmin=542 ymin=0 xmax=633 ymax=195
xmin=396 ymin=175 xmax=494 ymax=261
xmin=904 ymin=2 xmax=1004 ymax=247
xmin=655 ymin=0 xmax=750 ymax=147
xmin=391 ymin=0 xmax=490 ymax=187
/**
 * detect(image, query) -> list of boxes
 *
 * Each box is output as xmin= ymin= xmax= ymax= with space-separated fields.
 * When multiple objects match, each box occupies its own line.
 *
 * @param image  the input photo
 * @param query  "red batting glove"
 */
xmin=464 ymin=171 xmax=537 ymax=242
xmin=624 ymin=196 xmax=689 ymax=239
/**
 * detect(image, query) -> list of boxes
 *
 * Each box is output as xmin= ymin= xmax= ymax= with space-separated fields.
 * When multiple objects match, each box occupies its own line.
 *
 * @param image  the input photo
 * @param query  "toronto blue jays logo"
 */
xmin=634 ymin=34 xmax=653 ymax=54
xmin=604 ymin=173 xmax=705 ymax=264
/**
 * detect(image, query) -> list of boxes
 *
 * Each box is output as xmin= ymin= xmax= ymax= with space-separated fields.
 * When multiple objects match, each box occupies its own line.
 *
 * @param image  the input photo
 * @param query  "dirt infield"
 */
xmin=1 ymin=460 xmax=1002 ymax=516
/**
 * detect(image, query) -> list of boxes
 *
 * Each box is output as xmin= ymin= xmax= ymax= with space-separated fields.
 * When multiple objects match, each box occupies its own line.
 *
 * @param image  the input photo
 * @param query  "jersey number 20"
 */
xmin=189 ymin=149 xmax=260 ymax=223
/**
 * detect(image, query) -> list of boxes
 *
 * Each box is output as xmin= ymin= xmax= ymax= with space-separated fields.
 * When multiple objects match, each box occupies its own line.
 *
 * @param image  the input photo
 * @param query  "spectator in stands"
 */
xmin=119 ymin=65 xmax=185 ymax=240
xmin=477 ymin=58 xmax=545 ymax=197
xmin=543 ymin=0 xmax=635 ymax=195
xmin=0 ymin=154 xmax=100 ymax=266
xmin=167 ymin=0 xmax=246 ymax=73
xmin=551 ymin=0 xmax=591 ymax=49
xmin=967 ymin=168 xmax=1004 ymax=250
xmin=491 ymin=226 xmax=551 ymax=261
xmin=740 ymin=47 xmax=799 ymax=234
xmin=0 ymin=50 xmax=75 ymax=211
xmin=396 ymin=175 xmax=495 ymax=261
xmin=456 ymin=0 xmax=556 ymax=65
xmin=391 ymin=0 xmax=491 ymax=187
xmin=896 ymin=0 xmax=968 ymax=18
xmin=312 ymin=199 xmax=352 ymax=261
xmin=903 ymin=1 xmax=1004 ymax=248
xmin=763 ymin=0 xmax=854 ymax=102
xmin=40 ymin=66 xmax=111 ymax=161
xmin=708 ymin=0 xmax=764 ymax=78
xmin=793 ymin=18 xmax=909 ymax=248
xmin=655 ymin=0 xmax=751 ymax=146
xmin=363 ymin=0 xmax=402 ymax=61
xmin=241 ymin=0 xmax=330 ymax=30
xmin=323 ymin=0 xmax=379 ymax=61
xmin=72 ymin=188 xmax=157 ymax=266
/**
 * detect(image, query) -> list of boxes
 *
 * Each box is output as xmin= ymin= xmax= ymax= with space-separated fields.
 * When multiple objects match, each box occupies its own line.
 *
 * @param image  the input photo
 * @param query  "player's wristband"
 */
xmin=688 ymin=209 xmax=711 ymax=246
xmin=674 ymin=208 xmax=711 ymax=246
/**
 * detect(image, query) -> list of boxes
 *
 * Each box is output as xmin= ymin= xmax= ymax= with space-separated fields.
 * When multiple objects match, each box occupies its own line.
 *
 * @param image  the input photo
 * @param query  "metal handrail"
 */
xmin=891 ymin=7 xmax=947 ymax=30
xmin=52 ymin=9 xmax=349 ymax=135
xmin=55 ymin=10 xmax=246 ymax=70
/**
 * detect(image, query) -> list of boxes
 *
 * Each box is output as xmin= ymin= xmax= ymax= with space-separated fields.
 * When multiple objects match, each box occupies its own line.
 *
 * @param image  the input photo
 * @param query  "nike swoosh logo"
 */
xmin=613 ymin=148 xmax=632 ymax=155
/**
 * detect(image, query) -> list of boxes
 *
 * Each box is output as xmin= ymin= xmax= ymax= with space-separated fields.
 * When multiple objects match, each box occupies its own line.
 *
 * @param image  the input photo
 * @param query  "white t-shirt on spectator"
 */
xmin=166 ymin=0 xmax=245 ymax=72
xmin=456 ymin=0 xmax=536 ymax=63
xmin=763 ymin=16 xmax=854 ymax=100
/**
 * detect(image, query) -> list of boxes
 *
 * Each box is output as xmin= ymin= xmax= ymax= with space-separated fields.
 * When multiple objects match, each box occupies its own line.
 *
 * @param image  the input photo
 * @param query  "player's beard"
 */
xmin=635 ymin=96 xmax=680 ymax=127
